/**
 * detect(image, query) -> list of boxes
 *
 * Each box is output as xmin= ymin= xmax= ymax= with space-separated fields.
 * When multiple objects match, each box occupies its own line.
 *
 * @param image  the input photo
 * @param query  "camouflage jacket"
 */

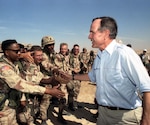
xmin=0 ymin=56 xmax=46 ymax=110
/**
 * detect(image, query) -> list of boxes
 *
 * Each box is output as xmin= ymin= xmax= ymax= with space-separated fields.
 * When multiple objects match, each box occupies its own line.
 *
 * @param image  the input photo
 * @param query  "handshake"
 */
xmin=52 ymin=69 xmax=71 ymax=85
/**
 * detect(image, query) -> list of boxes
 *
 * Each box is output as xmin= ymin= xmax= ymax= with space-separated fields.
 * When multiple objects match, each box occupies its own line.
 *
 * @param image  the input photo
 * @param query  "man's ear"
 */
xmin=104 ymin=29 xmax=110 ymax=38
xmin=5 ymin=50 xmax=9 ymax=56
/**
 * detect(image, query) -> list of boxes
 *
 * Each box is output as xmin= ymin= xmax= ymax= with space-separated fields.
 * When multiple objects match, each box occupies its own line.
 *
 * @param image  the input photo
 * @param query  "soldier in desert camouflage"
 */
xmin=68 ymin=44 xmax=82 ymax=111
xmin=40 ymin=36 xmax=69 ymax=124
xmin=79 ymin=48 xmax=90 ymax=74
xmin=0 ymin=39 xmax=64 ymax=125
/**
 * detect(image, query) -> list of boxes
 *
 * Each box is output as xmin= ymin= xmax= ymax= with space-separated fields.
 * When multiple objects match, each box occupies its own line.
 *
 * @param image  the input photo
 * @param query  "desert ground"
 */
xmin=35 ymin=81 xmax=97 ymax=125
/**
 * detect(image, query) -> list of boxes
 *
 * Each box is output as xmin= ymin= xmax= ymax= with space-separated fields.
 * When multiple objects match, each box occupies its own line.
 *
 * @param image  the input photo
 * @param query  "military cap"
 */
xmin=41 ymin=36 xmax=55 ymax=48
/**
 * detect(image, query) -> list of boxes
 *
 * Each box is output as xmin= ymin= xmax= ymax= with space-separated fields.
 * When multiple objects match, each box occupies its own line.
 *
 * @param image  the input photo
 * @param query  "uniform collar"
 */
xmin=1 ymin=55 xmax=14 ymax=66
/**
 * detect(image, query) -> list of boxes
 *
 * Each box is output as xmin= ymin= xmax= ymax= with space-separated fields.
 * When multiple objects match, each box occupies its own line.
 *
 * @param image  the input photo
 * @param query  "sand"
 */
xmin=35 ymin=81 xmax=97 ymax=125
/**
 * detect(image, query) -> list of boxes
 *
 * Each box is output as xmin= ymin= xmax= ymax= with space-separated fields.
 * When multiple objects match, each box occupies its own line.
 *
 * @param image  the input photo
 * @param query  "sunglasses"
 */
xmin=7 ymin=49 xmax=20 ymax=54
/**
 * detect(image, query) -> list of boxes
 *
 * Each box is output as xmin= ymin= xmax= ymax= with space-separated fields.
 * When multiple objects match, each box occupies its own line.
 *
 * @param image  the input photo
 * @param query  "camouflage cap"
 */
xmin=41 ymin=36 xmax=55 ymax=48
xmin=25 ymin=44 xmax=32 ymax=51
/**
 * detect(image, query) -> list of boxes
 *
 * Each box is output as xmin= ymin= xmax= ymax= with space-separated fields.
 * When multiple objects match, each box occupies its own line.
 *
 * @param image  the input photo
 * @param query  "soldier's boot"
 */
xmin=58 ymin=114 xmax=67 ymax=124
xmin=68 ymin=94 xmax=77 ymax=111
xmin=58 ymin=104 xmax=67 ymax=124
xmin=68 ymin=94 xmax=82 ymax=111
xmin=50 ymin=97 xmax=59 ymax=105
xmin=57 ymin=98 xmax=67 ymax=124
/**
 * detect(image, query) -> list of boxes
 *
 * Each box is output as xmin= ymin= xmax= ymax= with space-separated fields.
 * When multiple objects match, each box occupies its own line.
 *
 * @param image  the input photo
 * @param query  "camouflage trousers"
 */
xmin=39 ymin=94 xmax=51 ymax=120
xmin=17 ymin=106 xmax=35 ymax=125
xmin=28 ymin=93 xmax=51 ymax=121
xmin=0 ymin=107 xmax=18 ymax=125
xmin=66 ymin=80 xmax=81 ymax=101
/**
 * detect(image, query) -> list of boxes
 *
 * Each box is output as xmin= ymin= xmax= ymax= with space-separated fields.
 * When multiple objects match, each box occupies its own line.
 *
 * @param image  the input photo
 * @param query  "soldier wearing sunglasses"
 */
xmin=0 ymin=39 xmax=65 ymax=125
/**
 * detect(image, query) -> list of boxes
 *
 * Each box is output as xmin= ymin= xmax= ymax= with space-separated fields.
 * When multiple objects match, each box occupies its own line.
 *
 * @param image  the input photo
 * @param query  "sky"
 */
xmin=0 ymin=0 xmax=150 ymax=52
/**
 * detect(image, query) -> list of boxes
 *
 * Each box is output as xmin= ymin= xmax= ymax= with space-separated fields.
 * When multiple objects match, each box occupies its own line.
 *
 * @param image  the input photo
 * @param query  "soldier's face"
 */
xmin=60 ymin=45 xmax=68 ymax=56
xmin=46 ymin=44 xmax=55 ymax=53
xmin=32 ymin=50 xmax=43 ymax=64
xmin=73 ymin=46 xmax=79 ymax=55
xmin=5 ymin=43 xmax=21 ymax=62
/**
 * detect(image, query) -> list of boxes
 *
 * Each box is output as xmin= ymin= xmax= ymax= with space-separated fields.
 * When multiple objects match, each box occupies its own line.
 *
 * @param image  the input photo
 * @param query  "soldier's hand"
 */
xmin=73 ymin=69 xmax=79 ymax=74
xmin=45 ymin=84 xmax=65 ymax=98
xmin=59 ymin=71 xmax=72 ymax=80
xmin=19 ymin=52 xmax=34 ymax=63
xmin=50 ymin=77 xmax=60 ymax=86
xmin=52 ymin=68 xmax=59 ymax=75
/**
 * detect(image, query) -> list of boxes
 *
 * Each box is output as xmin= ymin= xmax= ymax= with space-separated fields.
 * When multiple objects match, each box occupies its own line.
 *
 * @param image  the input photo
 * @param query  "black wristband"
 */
xmin=72 ymin=74 xmax=74 ymax=80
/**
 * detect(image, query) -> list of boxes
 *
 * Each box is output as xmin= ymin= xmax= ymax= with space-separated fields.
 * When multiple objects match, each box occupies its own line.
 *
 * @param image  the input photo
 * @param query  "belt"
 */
xmin=99 ymin=105 xmax=130 ymax=110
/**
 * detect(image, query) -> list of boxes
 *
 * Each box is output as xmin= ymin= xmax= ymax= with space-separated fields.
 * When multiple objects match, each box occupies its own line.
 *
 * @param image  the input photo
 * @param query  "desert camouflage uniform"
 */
xmin=41 ymin=52 xmax=57 ymax=75
xmin=0 ymin=56 xmax=46 ymax=125
xmin=17 ymin=93 xmax=35 ymax=125
xmin=68 ymin=53 xmax=81 ymax=106
xmin=88 ymin=50 xmax=96 ymax=72
xmin=41 ymin=36 xmax=69 ymax=124
xmin=53 ymin=53 xmax=72 ymax=121
xmin=139 ymin=50 xmax=150 ymax=66
xmin=79 ymin=50 xmax=90 ymax=73
xmin=15 ymin=60 xmax=35 ymax=125
xmin=41 ymin=35 xmax=57 ymax=76
xmin=25 ymin=63 xmax=52 ymax=121
xmin=54 ymin=53 xmax=71 ymax=96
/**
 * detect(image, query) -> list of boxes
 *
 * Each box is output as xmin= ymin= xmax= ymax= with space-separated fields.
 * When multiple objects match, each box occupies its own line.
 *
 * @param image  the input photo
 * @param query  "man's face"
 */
xmin=73 ymin=46 xmax=80 ymax=55
xmin=46 ymin=44 xmax=55 ymax=53
xmin=60 ymin=45 xmax=68 ymax=56
xmin=5 ymin=43 xmax=20 ymax=62
xmin=88 ymin=19 xmax=107 ymax=49
xmin=32 ymin=50 xmax=43 ymax=65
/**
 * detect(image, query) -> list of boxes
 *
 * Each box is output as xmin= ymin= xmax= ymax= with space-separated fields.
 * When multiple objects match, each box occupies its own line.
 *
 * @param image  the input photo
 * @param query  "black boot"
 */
xmin=57 ymin=114 xmax=67 ymax=124
xmin=68 ymin=102 xmax=76 ymax=111
xmin=50 ymin=97 xmax=59 ymax=105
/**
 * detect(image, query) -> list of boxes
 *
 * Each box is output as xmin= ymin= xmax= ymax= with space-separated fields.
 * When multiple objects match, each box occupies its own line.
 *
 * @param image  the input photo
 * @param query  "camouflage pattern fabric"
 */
xmin=0 ymin=56 xmax=46 ymax=125
xmin=25 ymin=62 xmax=52 ymax=121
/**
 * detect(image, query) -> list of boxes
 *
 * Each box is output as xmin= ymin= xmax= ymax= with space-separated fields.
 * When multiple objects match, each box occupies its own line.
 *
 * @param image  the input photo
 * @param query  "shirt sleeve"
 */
xmin=0 ymin=64 xmax=46 ymax=94
xmin=121 ymin=47 xmax=150 ymax=93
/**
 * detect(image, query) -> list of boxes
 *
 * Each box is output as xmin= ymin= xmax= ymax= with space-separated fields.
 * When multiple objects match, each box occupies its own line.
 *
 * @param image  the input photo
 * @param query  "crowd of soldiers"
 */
xmin=0 ymin=36 xmax=96 ymax=125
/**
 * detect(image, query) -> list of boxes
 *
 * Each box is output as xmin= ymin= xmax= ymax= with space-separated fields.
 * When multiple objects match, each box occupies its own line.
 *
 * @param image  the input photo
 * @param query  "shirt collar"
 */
xmin=105 ymin=39 xmax=117 ymax=55
xmin=97 ymin=39 xmax=117 ymax=58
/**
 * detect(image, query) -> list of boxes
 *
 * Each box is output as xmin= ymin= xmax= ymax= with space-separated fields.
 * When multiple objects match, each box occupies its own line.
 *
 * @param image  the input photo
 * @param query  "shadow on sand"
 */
xmin=46 ymin=102 xmax=97 ymax=125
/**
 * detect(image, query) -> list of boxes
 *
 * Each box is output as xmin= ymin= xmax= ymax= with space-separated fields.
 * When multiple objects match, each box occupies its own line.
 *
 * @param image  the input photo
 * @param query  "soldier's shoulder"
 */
xmin=0 ymin=64 xmax=11 ymax=72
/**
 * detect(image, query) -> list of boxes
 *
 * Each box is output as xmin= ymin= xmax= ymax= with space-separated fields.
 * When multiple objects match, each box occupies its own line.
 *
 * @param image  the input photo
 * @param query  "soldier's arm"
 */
xmin=40 ymin=77 xmax=60 ymax=86
xmin=0 ymin=64 xmax=64 ymax=98
xmin=59 ymin=71 xmax=90 ymax=81
xmin=45 ymin=84 xmax=65 ymax=98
